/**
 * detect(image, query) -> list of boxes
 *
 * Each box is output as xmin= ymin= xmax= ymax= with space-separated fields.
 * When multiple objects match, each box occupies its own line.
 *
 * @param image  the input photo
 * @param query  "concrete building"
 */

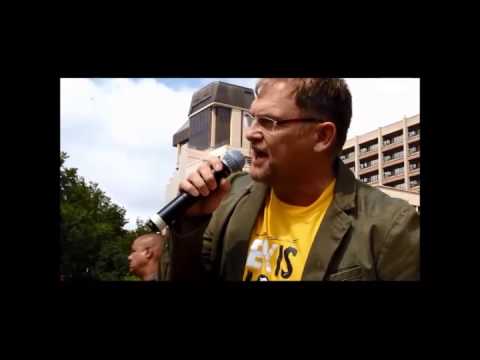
xmin=339 ymin=114 xmax=420 ymax=212
xmin=165 ymin=81 xmax=255 ymax=201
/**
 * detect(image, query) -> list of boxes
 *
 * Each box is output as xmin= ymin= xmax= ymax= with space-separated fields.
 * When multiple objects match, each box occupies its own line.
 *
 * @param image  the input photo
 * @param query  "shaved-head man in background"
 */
xmin=128 ymin=233 xmax=164 ymax=281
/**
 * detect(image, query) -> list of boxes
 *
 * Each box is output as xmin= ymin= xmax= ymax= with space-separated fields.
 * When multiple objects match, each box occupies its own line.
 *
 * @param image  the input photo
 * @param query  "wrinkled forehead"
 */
xmin=256 ymin=78 xmax=296 ymax=98
xmin=251 ymin=79 xmax=302 ymax=118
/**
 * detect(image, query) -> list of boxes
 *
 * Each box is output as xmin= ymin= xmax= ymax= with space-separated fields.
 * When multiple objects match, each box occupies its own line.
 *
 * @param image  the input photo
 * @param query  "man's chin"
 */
xmin=249 ymin=167 xmax=270 ymax=183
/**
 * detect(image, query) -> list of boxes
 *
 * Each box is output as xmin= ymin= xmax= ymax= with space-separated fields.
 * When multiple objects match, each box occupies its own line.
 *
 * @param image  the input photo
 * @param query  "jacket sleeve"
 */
xmin=159 ymin=214 xmax=212 ymax=281
xmin=376 ymin=205 xmax=420 ymax=280
xmin=158 ymin=172 xmax=247 ymax=281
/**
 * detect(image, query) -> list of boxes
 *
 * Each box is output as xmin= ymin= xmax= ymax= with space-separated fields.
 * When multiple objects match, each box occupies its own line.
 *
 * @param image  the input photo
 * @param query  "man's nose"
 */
xmin=245 ymin=125 xmax=263 ymax=143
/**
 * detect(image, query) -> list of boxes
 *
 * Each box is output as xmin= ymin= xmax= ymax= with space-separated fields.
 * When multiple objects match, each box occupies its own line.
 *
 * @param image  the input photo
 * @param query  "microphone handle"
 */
xmin=146 ymin=163 xmax=232 ymax=232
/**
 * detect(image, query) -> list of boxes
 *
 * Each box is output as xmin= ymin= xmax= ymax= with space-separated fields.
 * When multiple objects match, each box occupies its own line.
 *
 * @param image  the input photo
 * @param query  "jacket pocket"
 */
xmin=327 ymin=265 xmax=364 ymax=281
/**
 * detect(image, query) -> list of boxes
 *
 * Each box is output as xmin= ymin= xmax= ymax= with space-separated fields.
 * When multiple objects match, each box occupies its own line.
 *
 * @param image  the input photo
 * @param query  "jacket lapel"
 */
xmin=302 ymin=160 xmax=357 ymax=280
xmin=221 ymin=180 xmax=268 ymax=280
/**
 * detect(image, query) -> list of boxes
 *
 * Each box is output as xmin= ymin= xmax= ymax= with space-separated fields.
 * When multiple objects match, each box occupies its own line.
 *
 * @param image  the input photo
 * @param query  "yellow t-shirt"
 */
xmin=243 ymin=179 xmax=336 ymax=281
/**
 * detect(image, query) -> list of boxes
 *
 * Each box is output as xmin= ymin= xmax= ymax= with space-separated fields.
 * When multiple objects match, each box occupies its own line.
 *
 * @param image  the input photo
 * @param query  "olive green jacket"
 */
xmin=160 ymin=159 xmax=420 ymax=281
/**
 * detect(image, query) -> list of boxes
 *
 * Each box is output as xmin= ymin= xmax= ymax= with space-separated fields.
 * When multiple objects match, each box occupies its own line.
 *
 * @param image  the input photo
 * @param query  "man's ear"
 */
xmin=313 ymin=122 xmax=337 ymax=153
xmin=144 ymin=248 xmax=152 ymax=260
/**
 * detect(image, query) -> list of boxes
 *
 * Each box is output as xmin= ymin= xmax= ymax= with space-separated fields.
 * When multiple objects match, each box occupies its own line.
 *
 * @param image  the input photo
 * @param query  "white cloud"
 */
xmin=345 ymin=78 xmax=420 ymax=139
xmin=61 ymin=78 xmax=196 ymax=230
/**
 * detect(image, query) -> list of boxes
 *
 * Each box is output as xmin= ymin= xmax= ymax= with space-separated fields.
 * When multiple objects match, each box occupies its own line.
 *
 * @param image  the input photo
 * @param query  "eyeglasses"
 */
xmin=243 ymin=112 xmax=323 ymax=132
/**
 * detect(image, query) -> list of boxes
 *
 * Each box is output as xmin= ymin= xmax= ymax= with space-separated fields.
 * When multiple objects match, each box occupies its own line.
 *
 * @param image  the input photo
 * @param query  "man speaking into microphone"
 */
xmin=157 ymin=78 xmax=420 ymax=281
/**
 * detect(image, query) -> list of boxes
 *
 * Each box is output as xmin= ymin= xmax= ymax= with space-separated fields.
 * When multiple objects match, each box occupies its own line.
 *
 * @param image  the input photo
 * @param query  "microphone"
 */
xmin=146 ymin=149 xmax=246 ymax=232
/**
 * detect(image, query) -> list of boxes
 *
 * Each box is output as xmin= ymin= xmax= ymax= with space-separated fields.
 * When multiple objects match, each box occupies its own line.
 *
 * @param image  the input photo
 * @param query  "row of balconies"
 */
xmin=360 ymin=159 xmax=379 ymax=169
xmin=384 ymin=167 xmax=405 ymax=179
xmin=343 ymin=147 xmax=420 ymax=165
xmin=353 ymin=160 xmax=420 ymax=174
xmin=342 ymin=127 xmax=420 ymax=159
xmin=361 ymin=176 xmax=420 ymax=190
xmin=383 ymin=135 xmax=403 ymax=146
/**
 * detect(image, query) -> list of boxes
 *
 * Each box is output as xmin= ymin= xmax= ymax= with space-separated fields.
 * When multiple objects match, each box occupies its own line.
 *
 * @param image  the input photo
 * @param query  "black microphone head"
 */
xmin=222 ymin=149 xmax=245 ymax=173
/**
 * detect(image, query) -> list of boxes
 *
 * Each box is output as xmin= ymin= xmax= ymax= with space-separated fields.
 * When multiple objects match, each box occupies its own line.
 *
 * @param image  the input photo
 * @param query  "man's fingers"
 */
xmin=178 ymin=156 xmax=225 ymax=200
xmin=179 ymin=180 xmax=200 ymax=197
xmin=189 ymin=171 xmax=210 ymax=197
xmin=204 ymin=156 xmax=223 ymax=172
xmin=199 ymin=163 xmax=217 ymax=191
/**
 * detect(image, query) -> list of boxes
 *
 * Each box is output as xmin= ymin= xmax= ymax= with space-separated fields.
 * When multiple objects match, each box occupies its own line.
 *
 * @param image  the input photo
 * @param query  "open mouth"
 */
xmin=252 ymin=147 xmax=268 ymax=164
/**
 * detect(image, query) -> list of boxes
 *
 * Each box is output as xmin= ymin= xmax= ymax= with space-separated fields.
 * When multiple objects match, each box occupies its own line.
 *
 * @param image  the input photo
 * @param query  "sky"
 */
xmin=60 ymin=78 xmax=420 ymax=230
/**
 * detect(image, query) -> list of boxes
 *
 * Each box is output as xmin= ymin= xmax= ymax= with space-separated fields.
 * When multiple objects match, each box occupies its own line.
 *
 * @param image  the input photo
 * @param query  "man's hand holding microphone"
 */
xmin=179 ymin=156 xmax=232 ymax=217
xmin=147 ymin=150 xmax=245 ymax=232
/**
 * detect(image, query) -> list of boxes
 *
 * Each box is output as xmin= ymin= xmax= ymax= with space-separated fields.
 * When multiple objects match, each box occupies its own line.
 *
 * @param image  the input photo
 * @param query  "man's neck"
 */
xmin=143 ymin=272 xmax=159 ymax=281
xmin=141 ymin=263 xmax=159 ymax=281
xmin=272 ymin=167 xmax=336 ymax=206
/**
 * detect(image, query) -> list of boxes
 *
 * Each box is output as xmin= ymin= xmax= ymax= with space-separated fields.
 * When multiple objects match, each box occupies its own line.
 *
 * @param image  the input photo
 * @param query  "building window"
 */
xmin=361 ymin=158 xmax=379 ymax=169
xmin=384 ymin=151 xmax=404 ymax=162
xmin=383 ymin=131 xmax=403 ymax=147
xmin=340 ymin=149 xmax=354 ymax=161
xmin=394 ymin=182 xmax=405 ymax=190
xmin=360 ymin=142 xmax=378 ymax=154
xmin=394 ymin=167 xmax=404 ymax=176
xmin=409 ymin=161 xmax=420 ymax=170
xmin=408 ymin=126 xmax=420 ymax=138
xmin=409 ymin=145 xmax=420 ymax=154
xmin=214 ymin=106 xmax=231 ymax=147
xmin=189 ymin=108 xmax=211 ymax=150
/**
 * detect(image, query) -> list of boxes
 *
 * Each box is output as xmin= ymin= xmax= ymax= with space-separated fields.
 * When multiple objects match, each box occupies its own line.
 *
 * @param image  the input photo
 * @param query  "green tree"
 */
xmin=60 ymin=152 xmax=130 ymax=280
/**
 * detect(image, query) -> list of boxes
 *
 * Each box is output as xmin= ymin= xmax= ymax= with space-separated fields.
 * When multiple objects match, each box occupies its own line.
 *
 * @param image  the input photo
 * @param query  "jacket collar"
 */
xmin=302 ymin=158 xmax=357 ymax=280
xmin=331 ymin=157 xmax=357 ymax=212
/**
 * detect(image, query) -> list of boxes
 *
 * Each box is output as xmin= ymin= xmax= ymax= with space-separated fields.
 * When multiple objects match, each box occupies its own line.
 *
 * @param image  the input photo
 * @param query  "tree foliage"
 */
xmin=60 ymin=152 xmax=147 ymax=281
